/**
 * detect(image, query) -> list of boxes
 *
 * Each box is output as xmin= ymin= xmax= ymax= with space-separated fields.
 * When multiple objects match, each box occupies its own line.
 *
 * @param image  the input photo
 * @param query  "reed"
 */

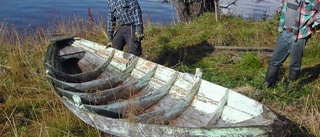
xmin=0 ymin=12 xmax=319 ymax=137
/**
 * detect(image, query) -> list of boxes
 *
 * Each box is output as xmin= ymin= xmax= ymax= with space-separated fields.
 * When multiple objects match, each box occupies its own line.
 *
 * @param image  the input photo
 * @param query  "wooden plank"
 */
xmin=175 ymin=101 xmax=217 ymax=127
xmin=136 ymin=72 xmax=202 ymax=124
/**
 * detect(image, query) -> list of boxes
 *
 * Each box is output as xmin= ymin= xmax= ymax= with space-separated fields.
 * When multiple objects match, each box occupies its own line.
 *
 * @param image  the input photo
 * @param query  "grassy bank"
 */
xmin=0 ymin=13 xmax=319 ymax=136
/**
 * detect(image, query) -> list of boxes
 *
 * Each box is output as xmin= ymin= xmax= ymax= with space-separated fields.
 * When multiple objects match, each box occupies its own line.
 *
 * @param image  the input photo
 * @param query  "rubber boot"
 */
xmin=286 ymin=70 xmax=300 ymax=91
xmin=263 ymin=65 xmax=280 ymax=88
xmin=289 ymin=70 xmax=300 ymax=81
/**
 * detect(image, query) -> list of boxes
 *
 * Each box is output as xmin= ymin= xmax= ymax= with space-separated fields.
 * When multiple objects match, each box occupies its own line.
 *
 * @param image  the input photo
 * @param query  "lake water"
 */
xmin=221 ymin=0 xmax=280 ymax=20
xmin=0 ymin=0 xmax=280 ymax=29
xmin=0 ymin=0 xmax=177 ymax=29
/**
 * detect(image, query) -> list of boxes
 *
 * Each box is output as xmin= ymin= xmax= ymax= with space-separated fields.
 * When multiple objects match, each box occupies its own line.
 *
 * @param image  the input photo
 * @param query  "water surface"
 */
xmin=0 ymin=0 xmax=280 ymax=29
xmin=0 ymin=0 xmax=177 ymax=28
xmin=220 ymin=0 xmax=280 ymax=20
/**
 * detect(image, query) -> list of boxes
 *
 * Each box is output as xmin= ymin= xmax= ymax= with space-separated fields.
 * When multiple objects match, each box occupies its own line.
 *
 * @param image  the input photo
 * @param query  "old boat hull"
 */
xmin=44 ymin=34 xmax=291 ymax=137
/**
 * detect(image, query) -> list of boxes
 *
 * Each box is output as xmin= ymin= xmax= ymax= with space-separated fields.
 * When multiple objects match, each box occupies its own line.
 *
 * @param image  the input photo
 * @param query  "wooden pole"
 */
xmin=213 ymin=46 xmax=274 ymax=52
xmin=214 ymin=0 xmax=218 ymax=22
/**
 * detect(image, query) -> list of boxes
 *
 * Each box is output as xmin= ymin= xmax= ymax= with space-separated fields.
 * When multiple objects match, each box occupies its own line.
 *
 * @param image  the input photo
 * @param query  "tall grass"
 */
xmin=0 ymin=18 xmax=109 ymax=136
xmin=0 ymin=12 xmax=319 ymax=137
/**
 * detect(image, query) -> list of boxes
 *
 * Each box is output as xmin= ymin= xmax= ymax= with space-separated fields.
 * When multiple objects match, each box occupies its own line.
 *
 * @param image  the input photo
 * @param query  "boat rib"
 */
xmin=56 ymin=65 xmax=158 ymax=105
xmin=136 ymin=68 xmax=202 ymax=124
xmin=83 ymin=70 xmax=179 ymax=117
xmin=44 ymin=48 xmax=114 ymax=82
xmin=206 ymin=89 xmax=229 ymax=126
xmin=47 ymin=57 xmax=139 ymax=92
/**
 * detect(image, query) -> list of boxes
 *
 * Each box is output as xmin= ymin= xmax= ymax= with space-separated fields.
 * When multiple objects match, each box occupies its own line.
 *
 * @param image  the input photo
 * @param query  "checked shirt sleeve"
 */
xmin=311 ymin=0 xmax=320 ymax=27
xmin=131 ymin=0 xmax=143 ymax=26
xmin=107 ymin=2 xmax=116 ymax=38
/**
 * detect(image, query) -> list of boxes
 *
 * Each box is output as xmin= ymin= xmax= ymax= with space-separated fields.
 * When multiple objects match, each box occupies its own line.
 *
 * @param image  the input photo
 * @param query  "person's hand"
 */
xmin=106 ymin=36 xmax=113 ymax=48
xmin=135 ymin=26 xmax=144 ymax=41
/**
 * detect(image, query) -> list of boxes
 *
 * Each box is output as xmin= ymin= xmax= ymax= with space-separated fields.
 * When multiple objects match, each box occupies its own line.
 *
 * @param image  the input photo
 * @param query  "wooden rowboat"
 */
xmin=44 ymin=34 xmax=293 ymax=137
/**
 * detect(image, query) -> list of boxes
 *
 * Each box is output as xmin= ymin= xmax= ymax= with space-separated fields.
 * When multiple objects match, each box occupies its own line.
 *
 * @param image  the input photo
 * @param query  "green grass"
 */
xmin=0 ymin=13 xmax=319 ymax=136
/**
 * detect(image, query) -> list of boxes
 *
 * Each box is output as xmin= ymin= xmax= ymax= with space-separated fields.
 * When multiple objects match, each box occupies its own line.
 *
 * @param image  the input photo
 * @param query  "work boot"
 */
xmin=286 ymin=70 xmax=300 ymax=91
xmin=263 ymin=65 xmax=280 ymax=88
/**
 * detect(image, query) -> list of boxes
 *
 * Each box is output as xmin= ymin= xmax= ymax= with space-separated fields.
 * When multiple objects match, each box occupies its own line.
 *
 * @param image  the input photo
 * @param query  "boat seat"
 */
xmin=57 ymin=51 xmax=86 ymax=62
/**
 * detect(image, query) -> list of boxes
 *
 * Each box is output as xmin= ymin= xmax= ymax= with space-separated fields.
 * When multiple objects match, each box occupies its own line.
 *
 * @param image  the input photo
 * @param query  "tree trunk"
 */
xmin=171 ymin=0 xmax=216 ymax=22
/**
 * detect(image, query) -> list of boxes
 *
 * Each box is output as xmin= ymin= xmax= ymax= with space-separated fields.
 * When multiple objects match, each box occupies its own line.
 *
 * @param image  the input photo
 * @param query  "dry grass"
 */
xmin=0 ymin=18 xmax=110 ymax=137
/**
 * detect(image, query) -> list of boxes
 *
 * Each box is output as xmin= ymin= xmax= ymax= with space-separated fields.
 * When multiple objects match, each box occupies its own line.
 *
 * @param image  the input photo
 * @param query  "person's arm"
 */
xmin=279 ymin=0 xmax=284 ymax=9
xmin=277 ymin=0 xmax=286 ymax=32
xmin=107 ymin=3 xmax=116 ymax=39
xmin=279 ymin=0 xmax=285 ymax=13
xmin=131 ymin=0 xmax=144 ymax=41
xmin=131 ymin=0 xmax=143 ymax=26
xmin=307 ymin=0 xmax=320 ymax=27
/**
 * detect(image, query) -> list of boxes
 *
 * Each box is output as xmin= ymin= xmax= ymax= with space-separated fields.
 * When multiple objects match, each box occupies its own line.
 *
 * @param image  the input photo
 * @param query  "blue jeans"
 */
xmin=269 ymin=31 xmax=308 ymax=71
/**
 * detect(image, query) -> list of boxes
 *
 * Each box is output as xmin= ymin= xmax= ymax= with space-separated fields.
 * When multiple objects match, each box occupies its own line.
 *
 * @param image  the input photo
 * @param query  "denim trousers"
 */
xmin=269 ymin=31 xmax=309 ymax=71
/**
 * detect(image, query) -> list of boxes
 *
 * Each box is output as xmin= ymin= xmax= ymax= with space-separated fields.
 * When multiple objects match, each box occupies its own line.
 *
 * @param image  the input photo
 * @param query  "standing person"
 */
xmin=264 ymin=0 xmax=320 ymax=89
xmin=106 ymin=0 xmax=144 ymax=57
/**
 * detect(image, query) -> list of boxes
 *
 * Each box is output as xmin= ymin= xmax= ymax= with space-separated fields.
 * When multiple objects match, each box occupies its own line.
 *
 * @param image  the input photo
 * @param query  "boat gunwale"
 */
xmin=57 ymin=94 xmax=285 ymax=137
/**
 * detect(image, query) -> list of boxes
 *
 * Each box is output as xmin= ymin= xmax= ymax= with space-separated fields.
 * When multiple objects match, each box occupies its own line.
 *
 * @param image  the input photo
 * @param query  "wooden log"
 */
xmin=213 ymin=46 xmax=274 ymax=52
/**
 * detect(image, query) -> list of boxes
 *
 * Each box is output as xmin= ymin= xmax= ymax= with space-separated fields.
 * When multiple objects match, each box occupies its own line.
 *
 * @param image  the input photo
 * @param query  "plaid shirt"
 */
xmin=107 ymin=0 xmax=143 ymax=37
xmin=278 ymin=0 xmax=320 ymax=40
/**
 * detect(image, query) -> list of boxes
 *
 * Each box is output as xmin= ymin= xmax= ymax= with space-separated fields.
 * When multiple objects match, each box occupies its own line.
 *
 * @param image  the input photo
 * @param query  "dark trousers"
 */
xmin=113 ymin=25 xmax=142 ymax=56
xmin=269 ymin=31 xmax=309 ymax=71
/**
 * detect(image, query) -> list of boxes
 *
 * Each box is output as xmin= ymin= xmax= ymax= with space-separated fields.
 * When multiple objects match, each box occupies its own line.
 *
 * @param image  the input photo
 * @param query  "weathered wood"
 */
xmin=44 ymin=35 xmax=296 ymax=137
xmin=136 ymin=69 xmax=202 ymax=124
xmin=109 ymin=72 xmax=178 ymax=113
xmin=45 ymin=49 xmax=114 ymax=83
xmin=47 ymin=57 xmax=139 ymax=92
xmin=214 ymin=46 xmax=274 ymax=52
xmin=61 ymin=97 xmax=279 ymax=137
xmin=206 ymin=90 xmax=229 ymax=126
xmin=214 ymin=0 xmax=220 ymax=21
xmin=83 ymin=65 xmax=157 ymax=104
xmin=80 ymin=67 xmax=156 ymax=118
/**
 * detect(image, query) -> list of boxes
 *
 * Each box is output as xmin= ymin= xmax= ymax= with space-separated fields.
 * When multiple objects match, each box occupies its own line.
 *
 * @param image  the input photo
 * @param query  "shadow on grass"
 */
xmin=153 ymin=41 xmax=214 ymax=67
xmin=299 ymin=64 xmax=320 ymax=85
xmin=268 ymin=111 xmax=315 ymax=137
xmin=288 ymin=121 xmax=317 ymax=137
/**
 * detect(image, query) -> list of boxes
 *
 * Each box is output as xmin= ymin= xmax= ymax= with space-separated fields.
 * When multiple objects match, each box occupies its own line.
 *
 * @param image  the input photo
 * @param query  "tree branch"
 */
xmin=220 ymin=0 xmax=238 ymax=9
